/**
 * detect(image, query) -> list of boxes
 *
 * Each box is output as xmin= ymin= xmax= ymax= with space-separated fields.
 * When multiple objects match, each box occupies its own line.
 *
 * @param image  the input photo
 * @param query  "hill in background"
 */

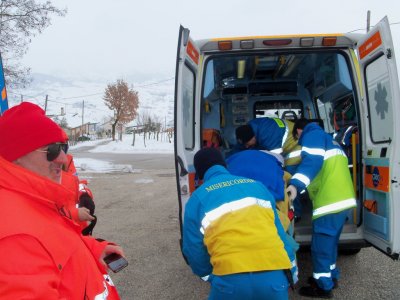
xmin=8 ymin=73 xmax=175 ymax=129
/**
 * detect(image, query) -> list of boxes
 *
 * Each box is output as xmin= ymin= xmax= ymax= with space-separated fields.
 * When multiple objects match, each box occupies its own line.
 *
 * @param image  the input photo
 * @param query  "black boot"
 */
xmin=308 ymin=276 xmax=338 ymax=289
xmin=299 ymin=284 xmax=333 ymax=298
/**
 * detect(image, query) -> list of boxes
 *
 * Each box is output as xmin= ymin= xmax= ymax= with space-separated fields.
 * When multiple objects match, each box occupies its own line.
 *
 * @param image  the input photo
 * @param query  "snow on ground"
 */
xmin=90 ymin=135 xmax=173 ymax=154
xmin=70 ymin=134 xmax=173 ymax=154
xmin=69 ymin=134 xmax=173 ymax=173
xmin=74 ymin=158 xmax=138 ymax=174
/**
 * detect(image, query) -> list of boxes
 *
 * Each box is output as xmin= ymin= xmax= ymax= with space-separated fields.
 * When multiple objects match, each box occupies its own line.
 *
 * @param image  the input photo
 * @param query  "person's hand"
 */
xmin=100 ymin=244 xmax=125 ymax=269
xmin=78 ymin=207 xmax=95 ymax=222
xmin=286 ymin=185 xmax=297 ymax=201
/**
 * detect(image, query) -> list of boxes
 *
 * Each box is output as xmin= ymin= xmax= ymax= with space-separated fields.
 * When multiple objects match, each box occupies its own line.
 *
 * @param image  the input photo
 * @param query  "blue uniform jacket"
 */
xmin=249 ymin=117 xmax=287 ymax=153
xmin=289 ymin=123 xmax=339 ymax=193
xmin=226 ymin=150 xmax=285 ymax=201
xmin=289 ymin=123 xmax=356 ymax=218
xmin=182 ymin=165 xmax=295 ymax=278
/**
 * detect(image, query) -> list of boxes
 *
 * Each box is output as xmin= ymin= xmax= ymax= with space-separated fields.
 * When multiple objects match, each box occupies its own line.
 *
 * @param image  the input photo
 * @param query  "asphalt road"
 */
xmin=71 ymin=149 xmax=400 ymax=299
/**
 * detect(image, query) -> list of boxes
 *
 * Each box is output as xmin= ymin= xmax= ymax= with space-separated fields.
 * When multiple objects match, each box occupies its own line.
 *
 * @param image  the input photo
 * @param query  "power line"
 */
xmin=50 ymin=77 xmax=175 ymax=101
xmin=55 ymin=91 xmax=104 ymax=100
xmin=135 ymin=77 xmax=175 ymax=88
xmin=347 ymin=21 xmax=400 ymax=33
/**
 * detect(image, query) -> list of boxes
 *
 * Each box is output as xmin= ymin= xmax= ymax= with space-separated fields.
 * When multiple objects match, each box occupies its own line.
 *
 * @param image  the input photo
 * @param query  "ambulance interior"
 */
xmin=200 ymin=50 xmax=364 ymax=244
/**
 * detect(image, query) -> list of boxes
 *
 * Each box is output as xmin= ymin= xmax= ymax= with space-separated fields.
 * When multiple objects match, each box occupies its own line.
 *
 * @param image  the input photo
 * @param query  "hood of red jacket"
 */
xmin=0 ymin=156 xmax=76 ymax=212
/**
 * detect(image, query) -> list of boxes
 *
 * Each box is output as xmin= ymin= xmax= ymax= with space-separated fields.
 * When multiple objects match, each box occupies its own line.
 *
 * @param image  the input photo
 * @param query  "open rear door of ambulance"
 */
xmin=174 ymin=25 xmax=200 ymax=253
xmin=357 ymin=16 xmax=400 ymax=259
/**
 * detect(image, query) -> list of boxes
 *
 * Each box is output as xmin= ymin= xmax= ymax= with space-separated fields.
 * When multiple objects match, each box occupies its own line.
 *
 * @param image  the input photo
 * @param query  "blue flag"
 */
xmin=0 ymin=54 xmax=8 ymax=115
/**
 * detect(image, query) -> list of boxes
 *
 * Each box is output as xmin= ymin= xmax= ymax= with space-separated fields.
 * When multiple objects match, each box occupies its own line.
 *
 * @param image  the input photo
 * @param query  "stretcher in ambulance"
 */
xmin=174 ymin=16 xmax=400 ymax=259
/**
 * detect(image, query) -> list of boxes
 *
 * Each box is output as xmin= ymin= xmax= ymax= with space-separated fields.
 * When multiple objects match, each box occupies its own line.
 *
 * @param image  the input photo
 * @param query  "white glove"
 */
xmin=286 ymin=185 xmax=297 ymax=201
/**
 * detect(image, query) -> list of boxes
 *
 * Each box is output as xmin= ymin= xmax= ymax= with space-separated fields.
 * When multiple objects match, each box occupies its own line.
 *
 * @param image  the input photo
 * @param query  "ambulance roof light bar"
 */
xmin=216 ymin=35 xmax=337 ymax=51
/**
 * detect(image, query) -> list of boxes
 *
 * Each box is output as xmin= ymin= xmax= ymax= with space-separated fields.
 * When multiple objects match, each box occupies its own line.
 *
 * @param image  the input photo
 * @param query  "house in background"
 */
xmin=70 ymin=122 xmax=98 ymax=141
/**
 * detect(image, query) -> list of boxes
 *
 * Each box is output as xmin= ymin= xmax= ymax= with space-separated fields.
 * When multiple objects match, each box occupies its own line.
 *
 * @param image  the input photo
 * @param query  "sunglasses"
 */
xmin=37 ymin=143 xmax=69 ymax=161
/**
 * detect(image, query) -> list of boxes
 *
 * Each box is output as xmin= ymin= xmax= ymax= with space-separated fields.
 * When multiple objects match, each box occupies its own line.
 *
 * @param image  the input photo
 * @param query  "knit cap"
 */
xmin=236 ymin=124 xmax=254 ymax=144
xmin=194 ymin=147 xmax=226 ymax=180
xmin=0 ymin=102 xmax=66 ymax=161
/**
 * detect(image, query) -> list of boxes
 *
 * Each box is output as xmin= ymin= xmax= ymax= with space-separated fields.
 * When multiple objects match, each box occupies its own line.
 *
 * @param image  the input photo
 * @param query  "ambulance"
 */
xmin=174 ymin=16 xmax=400 ymax=258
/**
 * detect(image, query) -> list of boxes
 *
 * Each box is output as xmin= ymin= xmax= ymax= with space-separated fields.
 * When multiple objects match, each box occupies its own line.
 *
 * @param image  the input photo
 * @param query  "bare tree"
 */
xmin=134 ymin=111 xmax=163 ymax=147
xmin=135 ymin=110 xmax=150 ymax=148
xmin=58 ymin=116 xmax=68 ymax=130
xmin=0 ymin=0 xmax=66 ymax=87
xmin=151 ymin=114 xmax=162 ymax=141
xmin=104 ymin=79 xmax=139 ymax=141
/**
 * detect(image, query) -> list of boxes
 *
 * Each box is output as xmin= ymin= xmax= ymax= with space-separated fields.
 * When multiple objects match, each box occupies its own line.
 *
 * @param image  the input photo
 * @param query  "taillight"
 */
xmin=263 ymin=39 xmax=292 ymax=46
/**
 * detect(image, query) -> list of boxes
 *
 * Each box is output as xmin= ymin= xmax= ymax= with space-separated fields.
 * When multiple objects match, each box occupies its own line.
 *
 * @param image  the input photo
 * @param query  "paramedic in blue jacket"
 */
xmin=226 ymin=149 xmax=285 ymax=201
xmin=235 ymin=117 xmax=300 ymax=170
xmin=287 ymin=119 xmax=356 ymax=298
xmin=183 ymin=147 xmax=297 ymax=300
xmin=235 ymin=117 xmax=303 ymax=216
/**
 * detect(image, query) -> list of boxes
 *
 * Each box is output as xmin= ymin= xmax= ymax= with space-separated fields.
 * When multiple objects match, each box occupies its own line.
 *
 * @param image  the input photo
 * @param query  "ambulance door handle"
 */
xmin=387 ymin=48 xmax=392 ymax=59
xmin=177 ymin=156 xmax=188 ymax=176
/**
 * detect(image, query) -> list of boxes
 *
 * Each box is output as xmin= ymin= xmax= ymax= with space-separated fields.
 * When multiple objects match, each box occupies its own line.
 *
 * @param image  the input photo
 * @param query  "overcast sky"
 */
xmin=21 ymin=0 xmax=400 ymax=82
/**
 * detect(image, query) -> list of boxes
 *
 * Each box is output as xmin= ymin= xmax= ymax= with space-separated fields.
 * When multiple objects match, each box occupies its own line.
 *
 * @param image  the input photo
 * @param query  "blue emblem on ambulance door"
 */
xmin=375 ymin=82 xmax=388 ymax=119
xmin=372 ymin=167 xmax=380 ymax=187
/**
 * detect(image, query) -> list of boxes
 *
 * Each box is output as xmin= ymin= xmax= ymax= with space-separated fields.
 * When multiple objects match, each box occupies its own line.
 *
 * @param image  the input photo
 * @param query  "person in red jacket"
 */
xmin=65 ymin=152 xmax=78 ymax=175
xmin=0 ymin=102 xmax=125 ymax=299
xmin=60 ymin=132 xmax=96 ymax=234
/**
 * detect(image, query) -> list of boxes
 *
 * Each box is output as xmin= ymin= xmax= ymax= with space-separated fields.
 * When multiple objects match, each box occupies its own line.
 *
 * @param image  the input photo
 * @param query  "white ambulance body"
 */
xmin=174 ymin=16 xmax=400 ymax=258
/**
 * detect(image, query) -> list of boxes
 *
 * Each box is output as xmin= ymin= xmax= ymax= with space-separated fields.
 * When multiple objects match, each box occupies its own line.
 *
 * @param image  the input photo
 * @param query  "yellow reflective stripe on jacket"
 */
xmin=282 ymin=120 xmax=298 ymax=155
xmin=313 ymin=198 xmax=357 ymax=217
xmin=201 ymin=197 xmax=272 ymax=233
xmin=273 ymin=118 xmax=286 ymax=128
xmin=203 ymin=200 xmax=291 ymax=275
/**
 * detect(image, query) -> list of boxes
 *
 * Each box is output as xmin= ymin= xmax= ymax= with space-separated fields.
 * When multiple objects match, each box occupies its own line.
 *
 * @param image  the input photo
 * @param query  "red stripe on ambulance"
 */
xmin=186 ymin=41 xmax=199 ymax=65
xmin=359 ymin=31 xmax=382 ymax=60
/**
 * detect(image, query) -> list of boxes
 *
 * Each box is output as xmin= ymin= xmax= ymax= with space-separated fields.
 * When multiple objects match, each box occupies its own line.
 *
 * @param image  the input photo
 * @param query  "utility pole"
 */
xmin=44 ymin=95 xmax=48 ymax=113
xmin=20 ymin=94 xmax=23 ymax=103
xmin=81 ymin=100 xmax=85 ymax=135
xmin=366 ymin=10 xmax=371 ymax=32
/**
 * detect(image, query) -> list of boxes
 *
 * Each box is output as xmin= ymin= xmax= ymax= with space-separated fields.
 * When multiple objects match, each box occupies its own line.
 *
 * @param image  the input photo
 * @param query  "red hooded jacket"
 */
xmin=0 ymin=156 xmax=120 ymax=299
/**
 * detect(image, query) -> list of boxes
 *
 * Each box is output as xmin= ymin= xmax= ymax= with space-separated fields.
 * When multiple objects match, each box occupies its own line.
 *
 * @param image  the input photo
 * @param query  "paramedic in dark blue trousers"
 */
xmin=287 ymin=119 xmax=356 ymax=299
xmin=182 ymin=147 xmax=297 ymax=300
